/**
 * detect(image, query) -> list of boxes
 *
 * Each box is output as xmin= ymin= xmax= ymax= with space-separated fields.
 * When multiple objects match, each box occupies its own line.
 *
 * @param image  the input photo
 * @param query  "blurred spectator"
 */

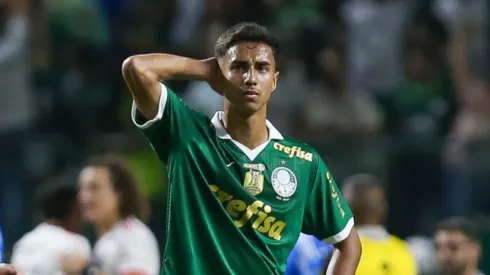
xmin=286 ymin=233 xmax=334 ymax=275
xmin=0 ymin=0 xmax=32 ymax=253
xmin=296 ymin=27 xmax=381 ymax=140
xmin=380 ymin=13 xmax=458 ymax=237
xmin=78 ymin=155 xmax=160 ymax=275
xmin=11 ymin=182 xmax=90 ymax=274
xmin=435 ymin=217 xmax=484 ymax=275
xmin=294 ymin=25 xmax=383 ymax=180
xmin=181 ymin=21 xmax=225 ymax=118
xmin=341 ymin=0 xmax=418 ymax=92
xmin=406 ymin=236 xmax=438 ymax=275
xmin=443 ymin=0 xmax=490 ymax=217
xmin=328 ymin=174 xmax=417 ymax=275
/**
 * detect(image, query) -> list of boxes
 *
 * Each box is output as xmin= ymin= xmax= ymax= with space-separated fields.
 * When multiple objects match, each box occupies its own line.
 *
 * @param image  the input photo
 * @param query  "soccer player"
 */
xmin=78 ymin=155 xmax=160 ymax=275
xmin=328 ymin=174 xmax=416 ymax=275
xmin=286 ymin=233 xmax=335 ymax=275
xmin=11 ymin=182 xmax=91 ymax=274
xmin=435 ymin=217 xmax=484 ymax=275
xmin=122 ymin=22 xmax=361 ymax=274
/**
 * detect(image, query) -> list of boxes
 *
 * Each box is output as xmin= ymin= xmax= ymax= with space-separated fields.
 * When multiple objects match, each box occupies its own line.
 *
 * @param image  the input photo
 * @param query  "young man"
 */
xmin=328 ymin=174 xmax=416 ymax=275
xmin=11 ymin=183 xmax=91 ymax=274
xmin=123 ymin=22 xmax=361 ymax=274
xmin=435 ymin=217 xmax=484 ymax=275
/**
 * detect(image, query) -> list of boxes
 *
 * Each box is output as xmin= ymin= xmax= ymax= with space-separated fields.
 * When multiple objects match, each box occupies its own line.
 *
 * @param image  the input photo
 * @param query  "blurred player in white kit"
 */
xmin=11 ymin=183 xmax=91 ymax=274
xmin=78 ymin=155 xmax=160 ymax=275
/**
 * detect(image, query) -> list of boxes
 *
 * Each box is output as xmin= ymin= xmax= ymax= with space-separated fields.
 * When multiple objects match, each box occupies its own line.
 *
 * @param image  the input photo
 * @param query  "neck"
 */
xmin=95 ymin=213 xmax=121 ymax=237
xmin=223 ymin=107 xmax=269 ymax=149
xmin=44 ymin=219 xmax=65 ymax=229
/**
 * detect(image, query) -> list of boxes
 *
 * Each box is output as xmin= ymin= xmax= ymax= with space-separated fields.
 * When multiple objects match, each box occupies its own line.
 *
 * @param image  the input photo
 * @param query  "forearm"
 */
xmin=122 ymin=54 xmax=210 ymax=119
xmin=331 ymin=229 xmax=361 ymax=275
xmin=331 ymin=251 xmax=360 ymax=275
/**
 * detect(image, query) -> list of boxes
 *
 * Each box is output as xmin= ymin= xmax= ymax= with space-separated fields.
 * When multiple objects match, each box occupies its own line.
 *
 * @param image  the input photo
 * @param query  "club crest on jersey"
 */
xmin=243 ymin=163 xmax=266 ymax=196
xmin=271 ymin=167 xmax=297 ymax=200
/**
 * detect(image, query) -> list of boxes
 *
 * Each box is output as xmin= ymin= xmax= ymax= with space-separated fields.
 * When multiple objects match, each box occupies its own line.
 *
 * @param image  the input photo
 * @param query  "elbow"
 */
xmin=122 ymin=55 xmax=146 ymax=78
xmin=122 ymin=55 xmax=158 ymax=87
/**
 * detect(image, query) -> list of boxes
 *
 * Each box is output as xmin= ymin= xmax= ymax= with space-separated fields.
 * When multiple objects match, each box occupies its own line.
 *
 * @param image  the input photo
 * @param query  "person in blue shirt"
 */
xmin=286 ymin=233 xmax=335 ymax=275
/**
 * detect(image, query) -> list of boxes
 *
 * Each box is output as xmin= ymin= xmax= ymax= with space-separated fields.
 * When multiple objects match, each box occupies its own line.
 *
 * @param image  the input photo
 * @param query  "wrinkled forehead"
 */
xmin=224 ymin=42 xmax=275 ymax=64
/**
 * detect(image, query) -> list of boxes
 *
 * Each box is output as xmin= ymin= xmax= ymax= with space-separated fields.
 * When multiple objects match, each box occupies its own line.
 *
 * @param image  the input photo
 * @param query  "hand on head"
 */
xmin=203 ymin=57 xmax=227 ymax=95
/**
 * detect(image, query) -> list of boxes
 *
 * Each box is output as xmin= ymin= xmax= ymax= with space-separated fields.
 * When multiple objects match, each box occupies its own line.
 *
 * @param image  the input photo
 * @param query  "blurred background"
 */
xmin=0 ymin=0 xmax=489 ymax=273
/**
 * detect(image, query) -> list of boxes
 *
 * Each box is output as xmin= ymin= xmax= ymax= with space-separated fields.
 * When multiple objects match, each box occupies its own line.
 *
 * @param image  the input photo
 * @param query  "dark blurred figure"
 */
xmin=443 ymin=0 xmax=490 ymax=217
xmin=297 ymin=26 xmax=382 ymax=140
xmin=295 ymin=25 xmax=383 ymax=180
xmin=434 ymin=217 xmax=484 ymax=275
xmin=329 ymin=174 xmax=416 ymax=275
xmin=380 ymin=13 xmax=458 ymax=238
xmin=0 ymin=0 xmax=32 ymax=254
xmin=11 ymin=182 xmax=90 ymax=274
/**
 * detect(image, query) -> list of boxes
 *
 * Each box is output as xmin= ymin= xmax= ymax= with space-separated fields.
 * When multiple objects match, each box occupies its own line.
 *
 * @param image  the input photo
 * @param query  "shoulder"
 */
xmin=114 ymin=218 xmax=158 ymax=247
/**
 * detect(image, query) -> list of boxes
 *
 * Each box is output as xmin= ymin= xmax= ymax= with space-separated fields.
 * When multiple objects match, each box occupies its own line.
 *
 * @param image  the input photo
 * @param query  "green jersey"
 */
xmin=132 ymin=83 xmax=354 ymax=275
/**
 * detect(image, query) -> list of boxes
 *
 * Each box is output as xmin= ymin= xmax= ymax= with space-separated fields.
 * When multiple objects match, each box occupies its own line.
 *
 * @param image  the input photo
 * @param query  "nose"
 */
xmin=244 ymin=68 xmax=257 ymax=87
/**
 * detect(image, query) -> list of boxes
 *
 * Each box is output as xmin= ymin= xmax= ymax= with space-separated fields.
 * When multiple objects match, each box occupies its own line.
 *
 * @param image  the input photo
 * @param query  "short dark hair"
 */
xmin=214 ymin=22 xmax=280 ymax=61
xmin=37 ymin=182 xmax=78 ymax=221
xmin=436 ymin=217 xmax=480 ymax=242
xmin=87 ymin=155 xmax=150 ymax=222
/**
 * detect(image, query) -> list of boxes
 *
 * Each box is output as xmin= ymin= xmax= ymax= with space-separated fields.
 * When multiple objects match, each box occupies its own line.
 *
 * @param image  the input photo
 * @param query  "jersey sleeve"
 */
xmin=117 ymin=231 xmax=160 ymax=275
xmin=131 ymin=82 xmax=201 ymax=163
xmin=302 ymin=158 xmax=354 ymax=244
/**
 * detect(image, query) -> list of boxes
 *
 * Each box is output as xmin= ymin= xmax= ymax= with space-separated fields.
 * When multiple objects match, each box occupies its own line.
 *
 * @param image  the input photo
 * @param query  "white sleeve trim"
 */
xmin=322 ymin=217 xmax=355 ymax=245
xmin=131 ymin=82 xmax=168 ymax=129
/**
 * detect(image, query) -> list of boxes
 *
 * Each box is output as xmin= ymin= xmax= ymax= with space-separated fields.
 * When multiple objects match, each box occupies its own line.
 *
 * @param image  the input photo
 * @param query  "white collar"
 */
xmin=356 ymin=225 xmax=390 ymax=241
xmin=211 ymin=111 xmax=284 ymax=141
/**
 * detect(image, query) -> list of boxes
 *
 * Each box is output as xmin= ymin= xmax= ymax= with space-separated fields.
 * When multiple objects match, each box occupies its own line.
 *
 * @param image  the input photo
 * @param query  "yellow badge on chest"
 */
xmin=243 ymin=163 xmax=265 ymax=196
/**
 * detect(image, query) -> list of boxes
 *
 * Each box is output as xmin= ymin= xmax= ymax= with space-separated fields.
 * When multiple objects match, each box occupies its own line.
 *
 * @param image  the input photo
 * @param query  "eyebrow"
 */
xmin=231 ymin=60 xmax=272 ymax=66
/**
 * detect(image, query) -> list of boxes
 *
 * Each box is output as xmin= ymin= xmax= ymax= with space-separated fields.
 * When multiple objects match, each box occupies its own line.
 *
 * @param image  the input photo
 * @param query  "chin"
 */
xmin=232 ymin=101 xmax=265 ymax=115
xmin=82 ymin=212 xmax=97 ymax=223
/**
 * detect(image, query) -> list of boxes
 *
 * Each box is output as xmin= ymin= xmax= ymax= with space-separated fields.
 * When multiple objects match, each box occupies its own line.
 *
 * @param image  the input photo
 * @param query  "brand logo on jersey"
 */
xmin=271 ymin=167 xmax=297 ymax=200
xmin=210 ymin=185 xmax=286 ymax=240
xmin=326 ymin=172 xmax=345 ymax=218
xmin=273 ymin=143 xmax=313 ymax=162
xmin=243 ymin=163 xmax=265 ymax=196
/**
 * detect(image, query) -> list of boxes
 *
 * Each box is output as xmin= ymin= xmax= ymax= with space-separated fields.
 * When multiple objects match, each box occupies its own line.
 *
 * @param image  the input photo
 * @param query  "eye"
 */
xmin=258 ymin=65 xmax=269 ymax=72
xmin=231 ymin=63 xmax=247 ymax=71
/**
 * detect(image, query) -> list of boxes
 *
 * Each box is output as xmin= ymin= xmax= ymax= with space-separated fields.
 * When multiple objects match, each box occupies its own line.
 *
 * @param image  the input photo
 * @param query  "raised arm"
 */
xmin=122 ymin=54 xmax=214 ymax=120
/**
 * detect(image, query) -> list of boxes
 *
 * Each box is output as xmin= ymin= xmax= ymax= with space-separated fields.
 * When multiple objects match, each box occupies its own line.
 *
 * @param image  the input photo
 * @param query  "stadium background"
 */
xmin=0 ymin=0 xmax=489 ymax=273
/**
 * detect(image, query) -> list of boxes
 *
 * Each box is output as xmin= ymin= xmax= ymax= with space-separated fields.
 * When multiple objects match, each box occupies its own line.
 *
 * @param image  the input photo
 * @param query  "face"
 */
xmin=435 ymin=230 xmax=480 ymax=275
xmin=317 ymin=47 xmax=346 ymax=89
xmin=404 ymin=26 xmax=439 ymax=83
xmin=78 ymin=166 xmax=120 ymax=224
xmin=220 ymin=42 xmax=279 ymax=115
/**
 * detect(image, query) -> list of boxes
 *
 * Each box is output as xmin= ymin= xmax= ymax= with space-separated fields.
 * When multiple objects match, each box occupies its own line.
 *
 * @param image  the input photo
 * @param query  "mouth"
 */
xmin=241 ymin=89 xmax=260 ymax=99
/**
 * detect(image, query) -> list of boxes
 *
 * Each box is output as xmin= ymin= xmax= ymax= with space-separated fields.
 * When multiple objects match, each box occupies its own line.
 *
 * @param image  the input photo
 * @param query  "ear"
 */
xmin=272 ymin=71 xmax=280 ymax=92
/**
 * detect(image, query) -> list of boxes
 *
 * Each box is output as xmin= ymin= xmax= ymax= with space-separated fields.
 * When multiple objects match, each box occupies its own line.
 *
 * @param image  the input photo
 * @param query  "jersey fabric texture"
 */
xmin=132 ymin=83 xmax=354 ymax=275
xmin=356 ymin=226 xmax=417 ymax=275
xmin=11 ymin=223 xmax=91 ymax=275
xmin=286 ymin=233 xmax=334 ymax=275
xmin=91 ymin=216 xmax=160 ymax=275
